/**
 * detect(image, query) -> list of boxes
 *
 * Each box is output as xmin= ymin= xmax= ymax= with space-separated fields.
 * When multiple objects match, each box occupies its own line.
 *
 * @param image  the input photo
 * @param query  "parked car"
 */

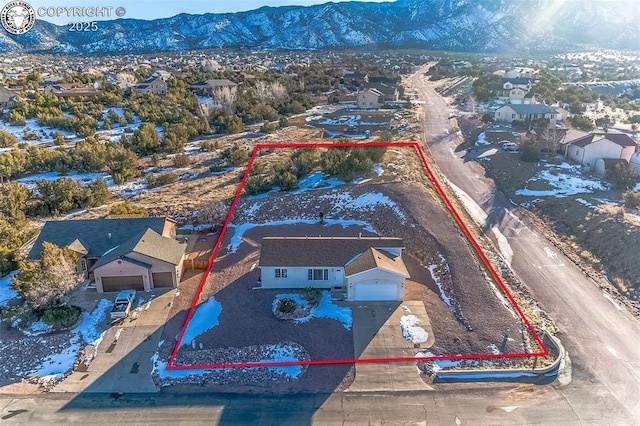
xmin=502 ymin=142 xmax=519 ymax=153
xmin=110 ymin=290 xmax=136 ymax=320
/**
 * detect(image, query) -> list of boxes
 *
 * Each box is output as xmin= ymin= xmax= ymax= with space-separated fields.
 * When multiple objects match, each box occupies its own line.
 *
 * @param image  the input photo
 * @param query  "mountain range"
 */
xmin=1 ymin=0 xmax=639 ymax=54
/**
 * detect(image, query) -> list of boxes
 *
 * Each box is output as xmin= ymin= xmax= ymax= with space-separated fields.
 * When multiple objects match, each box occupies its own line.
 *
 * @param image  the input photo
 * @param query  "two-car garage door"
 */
xmin=353 ymin=282 xmax=399 ymax=301
xmin=101 ymin=275 xmax=144 ymax=292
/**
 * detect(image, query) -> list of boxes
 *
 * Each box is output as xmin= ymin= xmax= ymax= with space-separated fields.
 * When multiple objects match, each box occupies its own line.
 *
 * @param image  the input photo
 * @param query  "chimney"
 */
xmin=358 ymin=233 xmax=362 ymax=239
xmin=108 ymin=233 xmax=112 ymax=239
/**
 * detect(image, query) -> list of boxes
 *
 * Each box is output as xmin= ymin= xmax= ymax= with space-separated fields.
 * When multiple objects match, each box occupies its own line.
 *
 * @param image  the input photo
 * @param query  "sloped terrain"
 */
xmin=4 ymin=0 xmax=639 ymax=53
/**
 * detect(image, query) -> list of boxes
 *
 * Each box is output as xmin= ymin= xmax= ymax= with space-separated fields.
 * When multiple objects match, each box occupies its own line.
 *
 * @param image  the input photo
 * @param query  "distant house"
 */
xmin=189 ymin=79 xmax=237 ymax=96
xmin=259 ymin=236 xmax=409 ymax=302
xmin=43 ymin=83 xmax=101 ymax=98
xmin=132 ymin=76 xmax=167 ymax=95
xmin=28 ymin=218 xmax=185 ymax=293
xmin=364 ymin=82 xmax=399 ymax=103
xmin=493 ymin=77 xmax=533 ymax=100
xmin=564 ymin=132 xmax=637 ymax=170
xmin=494 ymin=103 xmax=558 ymax=124
xmin=0 ymin=86 xmax=17 ymax=109
xmin=357 ymin=88 xmax=383 ymax=108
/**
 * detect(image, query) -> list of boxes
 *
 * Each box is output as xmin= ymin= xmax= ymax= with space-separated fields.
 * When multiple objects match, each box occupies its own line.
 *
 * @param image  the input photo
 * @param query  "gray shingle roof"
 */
xmin=567 ymin=132 xmax=637 ymax=148
xmin=91 ymin=228 xmax=185 ymax=270
xmin=507 ymin=104 xmax=557 ymax=114
xmin=259 ymin=236 xmax=404 ymax=268
xmin=28 ymin=218 xmax=169 ymax=260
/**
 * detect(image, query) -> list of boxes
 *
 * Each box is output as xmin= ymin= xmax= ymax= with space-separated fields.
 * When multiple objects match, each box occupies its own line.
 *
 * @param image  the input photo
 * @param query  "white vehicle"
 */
xmin=502 ymin=142 xmax=519 ymax=153
xmin=110 ymin=290 xmax=136 ymax=320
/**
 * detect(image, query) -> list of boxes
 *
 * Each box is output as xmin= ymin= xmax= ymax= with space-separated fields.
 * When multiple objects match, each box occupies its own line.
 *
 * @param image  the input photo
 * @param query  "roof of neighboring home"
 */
xmin=362 ymin=88 xmax=383 ymax=96
xmin=344 ymin=247 xmax=409 ymax=277
xmin=259 ymin=237 xmax=404 ymax=268
xmin=91 ymin=228 xmax=185 ymax=270
xmin=502 ymin=104 xmax=557 ymax=114
xmin=364 ymin=82 xmax=397 ymax=96
xmin=28 ymin=218 xmax=170 ymax=260
xmin=139 ymin=76 xmax=166 ymax=85
xmin=503 ymin=77 xmax=532 ymax=85
xmin=191 ymin=79 xmax=237 ymax=88
xmin=0 ymin=86 xmax=17 ymax=102
xmin=567 ymin=132 xmax=637 ymax=148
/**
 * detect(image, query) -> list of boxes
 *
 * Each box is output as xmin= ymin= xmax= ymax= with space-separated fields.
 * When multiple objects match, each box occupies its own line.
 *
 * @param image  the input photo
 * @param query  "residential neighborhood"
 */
xmin=0 ymin=1 xmax=640 ymax=424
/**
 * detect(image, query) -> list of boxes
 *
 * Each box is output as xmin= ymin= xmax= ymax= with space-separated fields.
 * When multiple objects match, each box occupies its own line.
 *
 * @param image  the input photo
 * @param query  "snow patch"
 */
xmin=179 ymin=297 xmax=222 ymax=346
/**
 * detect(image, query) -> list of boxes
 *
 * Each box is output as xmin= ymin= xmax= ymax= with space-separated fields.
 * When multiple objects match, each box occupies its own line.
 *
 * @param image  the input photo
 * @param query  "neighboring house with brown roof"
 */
xmin=132 ymin=76 xmax=167 ymax=95
xmin=28 ymin=217 xmax=185 ymax=293
xmin=564 ymin=132 xmax=638 ymax=169
xmin=43 ymin=83 xmax=102 ymax=98
xmin=0 ymin=86 xmax=17 ymax=109
xmin=258 ymin=236 xmax=409 ymax=301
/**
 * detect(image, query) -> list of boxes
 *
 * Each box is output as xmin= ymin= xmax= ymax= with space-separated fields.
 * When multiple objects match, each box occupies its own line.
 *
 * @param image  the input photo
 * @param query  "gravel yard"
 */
xmin=156 ymin=175 xmax=533 ymax=391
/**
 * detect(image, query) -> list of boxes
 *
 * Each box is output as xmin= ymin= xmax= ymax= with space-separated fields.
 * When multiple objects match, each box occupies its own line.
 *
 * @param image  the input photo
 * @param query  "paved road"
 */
xmin=410 ymin=64 xmax=640 ymax=424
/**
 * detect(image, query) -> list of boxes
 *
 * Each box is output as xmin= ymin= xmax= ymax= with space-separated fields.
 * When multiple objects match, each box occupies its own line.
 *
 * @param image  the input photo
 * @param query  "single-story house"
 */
xmin=258 ymin=236 xmax=409 ymax=302
xmin=43 ymin=83 xmax=102 ymax=98
xmin=494 ymin=103 xmax=558 ymax=124
xmin=357 ymin=88 xmax=383 ymax=108
xmin=564 ymin=132 xmax=637 ymax=170
xmin=28 ymin=217 xmax=185 ymax=293
xmin=189 ymin=79 xmax=237 ymax=96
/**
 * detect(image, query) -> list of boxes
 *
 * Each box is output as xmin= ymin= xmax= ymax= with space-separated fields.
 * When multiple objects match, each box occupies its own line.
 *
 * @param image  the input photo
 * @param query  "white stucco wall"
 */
xmin=579 ymin=139 xmax=623 ymax=168
xmin=260 ymin=266 xmax=345 ymax=289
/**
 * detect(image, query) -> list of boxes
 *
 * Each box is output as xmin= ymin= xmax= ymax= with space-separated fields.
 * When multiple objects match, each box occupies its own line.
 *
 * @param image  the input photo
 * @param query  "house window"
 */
xmin=512 ymin=114 xmax=516 ymax=119
xmin=308 ymin=268 xmax=329 ymax=280
xmin=275 ymin=268 xmax=288 ymax=278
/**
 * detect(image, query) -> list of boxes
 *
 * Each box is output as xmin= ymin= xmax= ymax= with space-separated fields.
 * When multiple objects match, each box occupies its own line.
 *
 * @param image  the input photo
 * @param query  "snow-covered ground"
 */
xmin=516 ymin=162 xmax=610 ymax=198
xmin=427 ymin=260 xmax=456 ymax=314
xmin=273 ymin=292 xmax=352 ymax=330
xmin=29 ymin=298 xmax=113 ymax=380
xmin=400 ymin=306 xmax=428 ymax=344
xmin=16 ymin=171 xmax=114 ymax=189
xmin=179 ymin=297 xmax=222 ymax=347
xmin=0 ymin=118 xmax=78 ymax=145
xmin=0 ymin=270 xmax=19 ymax=307
xmin=475 ymin=132 xmax=491 ymax=146
xmin=319 ymin=191 xmax=406 ymax=222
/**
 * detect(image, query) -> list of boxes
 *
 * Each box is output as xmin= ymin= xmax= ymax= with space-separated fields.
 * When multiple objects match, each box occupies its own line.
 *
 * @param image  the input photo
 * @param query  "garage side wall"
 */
xmin=94 ymin=261 xmax=150 ymax=293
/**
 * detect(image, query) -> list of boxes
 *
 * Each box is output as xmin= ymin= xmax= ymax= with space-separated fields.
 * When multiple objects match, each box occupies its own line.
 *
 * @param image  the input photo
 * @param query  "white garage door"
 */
xmin=354 ymin=283 xmax=398 ymax=301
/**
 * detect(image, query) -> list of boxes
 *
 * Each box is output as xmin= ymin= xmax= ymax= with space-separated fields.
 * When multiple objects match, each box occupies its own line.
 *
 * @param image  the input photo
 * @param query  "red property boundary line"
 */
xmin=168 ymin=141 xmax=549 ymax=370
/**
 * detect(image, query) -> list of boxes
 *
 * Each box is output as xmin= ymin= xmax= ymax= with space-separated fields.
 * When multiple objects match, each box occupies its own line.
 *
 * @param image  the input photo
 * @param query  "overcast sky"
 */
xmin=27 ymin=0 xmax=394 ymax=25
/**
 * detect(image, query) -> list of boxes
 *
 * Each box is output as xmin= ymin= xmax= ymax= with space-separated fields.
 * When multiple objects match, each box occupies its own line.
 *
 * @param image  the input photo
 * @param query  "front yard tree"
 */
xmin=12 ymin=242 xmax=83 ymax=309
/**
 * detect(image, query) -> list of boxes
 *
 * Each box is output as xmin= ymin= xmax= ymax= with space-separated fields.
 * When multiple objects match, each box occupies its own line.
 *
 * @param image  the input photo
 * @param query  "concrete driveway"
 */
xmin=348 ymin=300 xmax=434 ymax=392
xmin=51 ymin=289 xmax=175 ymax=394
